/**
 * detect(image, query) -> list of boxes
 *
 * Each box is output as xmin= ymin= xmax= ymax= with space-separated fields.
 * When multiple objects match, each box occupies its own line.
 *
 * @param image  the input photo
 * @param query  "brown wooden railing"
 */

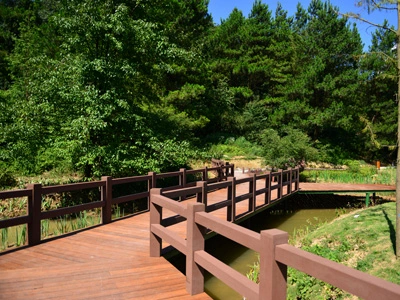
xmin=0 ymin=163 xmax=234 ymax=247
xmin=149 ymin=170 xmax=400 ymax=299
xmin=161 ymin=168 xmax=299 ymax=225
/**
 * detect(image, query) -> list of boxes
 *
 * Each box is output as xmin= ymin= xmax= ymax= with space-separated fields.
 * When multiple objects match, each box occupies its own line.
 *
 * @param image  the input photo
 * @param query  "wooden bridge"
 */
xmin=0 ymin=164 xmax=399 ymax=299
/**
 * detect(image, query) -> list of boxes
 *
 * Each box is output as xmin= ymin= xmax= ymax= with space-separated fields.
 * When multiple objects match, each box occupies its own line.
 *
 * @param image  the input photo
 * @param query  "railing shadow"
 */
xmin=381 ymin=207 xmax=396 ymax=255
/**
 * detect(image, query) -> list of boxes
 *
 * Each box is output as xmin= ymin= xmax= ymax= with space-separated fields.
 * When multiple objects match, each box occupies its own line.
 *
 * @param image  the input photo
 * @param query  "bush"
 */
xmin=0 ymin=171 xmax=17 ymax=189
xmin=260 ymin=128 xmax=319 ymax=169
xmin=208 ymin=136 xmax=262 ymax=159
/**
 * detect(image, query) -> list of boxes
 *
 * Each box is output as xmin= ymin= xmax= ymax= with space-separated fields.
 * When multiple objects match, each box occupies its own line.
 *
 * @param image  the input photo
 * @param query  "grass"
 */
xmin=247 ymin=202 xmax=400 ymax=299
xmin=1 ymin=225 xmax=27 ymax=250
xmin=301 ymin=166 xmax=395 ymax=186
xmin=40 ymin=210 xmax=102 ymax=240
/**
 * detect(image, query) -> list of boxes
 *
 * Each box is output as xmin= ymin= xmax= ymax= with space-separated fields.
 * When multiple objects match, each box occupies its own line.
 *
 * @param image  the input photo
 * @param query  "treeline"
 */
xmin=0 ymin=0 xmax=397 ymax=178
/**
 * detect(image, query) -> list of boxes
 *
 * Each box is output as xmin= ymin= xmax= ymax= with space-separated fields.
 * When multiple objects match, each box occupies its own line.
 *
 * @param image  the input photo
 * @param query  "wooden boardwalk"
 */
xmin=0 ymin=173 xmax=258 ymax=300
xmin=0 ymin=210 xmax=211 ymax=300
xmin=300 ymin=182 xmax=395 ymax=193
xmin=0 ymin=175 xmax=395 ymax=299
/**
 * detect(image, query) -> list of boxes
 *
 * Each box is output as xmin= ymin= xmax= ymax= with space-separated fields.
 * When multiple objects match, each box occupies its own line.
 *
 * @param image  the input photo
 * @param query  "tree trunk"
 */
xmin=396 ymin=0 xmax=400 ymax=259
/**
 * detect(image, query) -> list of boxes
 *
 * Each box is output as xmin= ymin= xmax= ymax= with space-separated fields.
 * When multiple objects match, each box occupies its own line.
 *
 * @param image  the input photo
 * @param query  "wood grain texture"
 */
xmin=0 ymin=208 xmax=211 ymax=299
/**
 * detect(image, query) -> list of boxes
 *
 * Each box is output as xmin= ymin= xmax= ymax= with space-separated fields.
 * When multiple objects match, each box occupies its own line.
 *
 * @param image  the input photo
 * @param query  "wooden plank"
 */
xmin=299 ymin=182 xmax=395 ymax=192
xmin=0 ymin=204 xmax=211 ymax=300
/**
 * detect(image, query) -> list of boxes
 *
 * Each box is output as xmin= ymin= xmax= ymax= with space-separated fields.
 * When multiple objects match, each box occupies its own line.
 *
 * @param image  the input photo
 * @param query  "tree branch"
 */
xmin=339 ymin=12 xmax=397 ymax=35
xmin=369 ymin=0 xmax=397 ymax=11
xmin=367 ymin=51 xmax=398 ymax=66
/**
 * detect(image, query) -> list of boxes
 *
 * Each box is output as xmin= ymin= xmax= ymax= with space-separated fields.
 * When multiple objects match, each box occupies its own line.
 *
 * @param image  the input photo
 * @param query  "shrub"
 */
xmin=260 ymin=128 xmax=319 ymax=169
xmin=0 ymin=171 xmax=17 ymax=189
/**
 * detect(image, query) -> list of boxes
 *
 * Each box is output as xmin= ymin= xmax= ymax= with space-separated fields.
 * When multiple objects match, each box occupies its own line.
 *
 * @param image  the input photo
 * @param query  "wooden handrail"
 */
xmin=276 ymin=243 xmax=400 ymax=299
xmin=149 ymin=167 xmax=400 ymax=299
xmin=194 ymin=249 xmax=259 ymax=299
xmin=0 ymin=189 xmax=31 ymax=200
xmin=0 ymin=163 xmax=234 ymax=248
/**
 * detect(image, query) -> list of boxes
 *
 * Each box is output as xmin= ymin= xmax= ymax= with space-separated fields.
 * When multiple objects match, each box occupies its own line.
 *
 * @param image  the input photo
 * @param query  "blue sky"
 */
xmin=208 ymin=0 xmax=397 ymax=51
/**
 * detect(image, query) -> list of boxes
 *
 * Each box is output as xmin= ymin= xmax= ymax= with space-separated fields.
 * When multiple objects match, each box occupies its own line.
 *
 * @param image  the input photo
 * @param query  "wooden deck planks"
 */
xmin=300 ymin=182 xmax=395 ymax=192
xmin=0 ymin=207 xmax=211 ymax=299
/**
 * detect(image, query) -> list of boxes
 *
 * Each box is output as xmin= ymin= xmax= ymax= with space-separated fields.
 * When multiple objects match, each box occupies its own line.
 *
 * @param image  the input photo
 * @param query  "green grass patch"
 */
xmin=208 ymin=136 xmax=262 ymax=160
xmin=247 ymin=202 xmax=400 ymax=299
xmin=301 ymin=166 xmax=395 ymax=186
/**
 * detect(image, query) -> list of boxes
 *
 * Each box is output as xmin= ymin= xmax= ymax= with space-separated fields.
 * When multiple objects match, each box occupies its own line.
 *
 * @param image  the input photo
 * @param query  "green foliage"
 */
xmin=260 ymin=128 xmax=319 ymax=169
xmin=0 ymin=0 xmax=213 ymax=177
xmin=247 ymin=202 xmax=400 ymax=299
xmin=0 ymin=0 xmax=396 ymax=177
xmin=0 ymin=170 xmax=17 ymax=188
xmin=301 ymin=165 xmax=395 ymax=185
xmin=359 ymin=19 xmax=397 ymax=157
xmin=287 ymin=202 xmax=400 ymax=299
xmin=209 ymin=136 xmax=262 ymax=160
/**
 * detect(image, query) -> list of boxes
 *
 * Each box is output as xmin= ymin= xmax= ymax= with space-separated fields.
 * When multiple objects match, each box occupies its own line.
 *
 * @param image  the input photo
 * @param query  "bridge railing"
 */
xmin=149 ymin=183 xmax=400 ymax=299
xmin=160 ymin=168 xmax=299 ymax=225
xmin=0 ymin=163 xmax=234 ymax=248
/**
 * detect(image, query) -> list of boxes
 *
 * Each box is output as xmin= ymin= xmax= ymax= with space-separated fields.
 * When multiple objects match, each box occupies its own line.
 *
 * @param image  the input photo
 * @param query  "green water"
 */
xmin=204 ymin=208 xmax=343 ymax=300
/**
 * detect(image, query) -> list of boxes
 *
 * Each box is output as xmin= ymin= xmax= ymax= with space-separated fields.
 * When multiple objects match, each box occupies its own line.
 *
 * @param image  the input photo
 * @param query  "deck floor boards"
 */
xmin=1 ymin=175 xmax=393 ymax=299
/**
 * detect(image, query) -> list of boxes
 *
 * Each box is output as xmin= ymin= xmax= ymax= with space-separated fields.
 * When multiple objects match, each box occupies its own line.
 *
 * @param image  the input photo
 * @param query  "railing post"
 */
xmin=227 ymin=177 xmax=236 ymax=222
xmin=249 ymin=174 xmax=256 ymax=212
xmin=148 ymin=172 xmax=156 ymax=210
xmin=293 ymin=167 xmax=297 ymax=191
xmin=296 ymin=167 xmax=300 ymax=191
xmin=186 ymin=203 xmax=206 ymax=295
xmin=203 ymin=167 xmax=208 ymax=182
xmin=224 ymin=162 xmax=229 ymax=178
xmin=288 ymin=168 xmax=292 ymax=194
xmin=218 ymin=165 xmax=222 ymax=181
xmin=150 ymin=188 xmax=163 ymax=257
xmin=180 ymin=168 xmax=187 ymax=201
xmin=101 ymin=176 xmax=112 ymax=224
xmin=230 ymin=163 xmax=235 ymax=177
xmin=196 ymin=181 xmax=207 ymax=207
xmin=259 ymin=229 xmax=288 ymax=300
xmin=265 ymin=171 xmax=271 ymax=205
xmin=147 ymin=175 xmax=152 ymax=211
xmin=148 ymin=171 xmax=156 ymax=189
xmin=27 ymin=183 xmax=42 ymax=246
xmin=278 ymin=169 xmax=283 ymax=199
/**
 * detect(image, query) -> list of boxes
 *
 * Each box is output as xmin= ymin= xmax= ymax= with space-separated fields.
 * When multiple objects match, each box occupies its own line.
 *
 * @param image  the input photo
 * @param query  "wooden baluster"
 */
xmin=259 ymin=229 xmax=288 ymax=300
xmin=249 ymin=174 xmax=256 ymax=212
xmin=27 ymin=183 xmax=42 ymax=246
xmin=227 ymin=177 xmax=236 ymax=222
xmin=180 ymin=168 xmax=187 ymax=201
xmin=148 ymin=171 xmax=156 ymax=189
xmin=265 ymin=171 xmax=271 ymax=205
xmin=101 ymin=176 xmax=112 ymax=224
xmin=196 ymin=181 xmax=207 ymax=209
xmin=278 ymin=169 xmax=283 ymax=199
xmin=147 ymin=175 xmax=152 ymax=211
xmin=203 ymin=167 xmax=208 ymax=182
xmin=186 ymin=203 xmax=206 ymax=295
xmin=149 ymin=188 xmax=163 ymax=257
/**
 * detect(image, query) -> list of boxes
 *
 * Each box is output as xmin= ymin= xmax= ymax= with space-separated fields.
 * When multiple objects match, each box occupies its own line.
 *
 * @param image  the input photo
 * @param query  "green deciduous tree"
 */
xmin=346 ymin=0 xmax=400 ymax=259
xmin=2 ymin=0 xmax=206 ymax=177
xmin=260 ymin=128 xmax=319 ymax=169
